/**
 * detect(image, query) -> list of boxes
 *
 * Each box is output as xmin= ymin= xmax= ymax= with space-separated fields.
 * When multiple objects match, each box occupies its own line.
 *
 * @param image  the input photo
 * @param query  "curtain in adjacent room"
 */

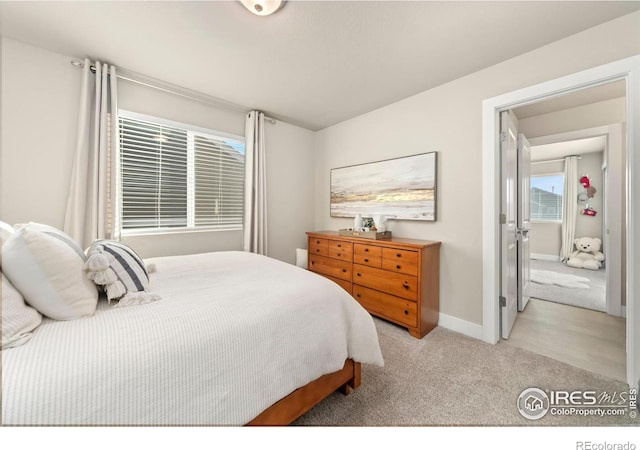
xmin=64 ymin=60 xmax=119 ymax=249
xmin=560 ymin=155 xmax=578 ymax=261
xmin=243 ymin=111 xmax=267 ymax=255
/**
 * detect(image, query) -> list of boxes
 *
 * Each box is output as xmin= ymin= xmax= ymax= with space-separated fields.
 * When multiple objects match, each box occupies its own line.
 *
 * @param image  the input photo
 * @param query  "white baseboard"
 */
xmin=531 ymin=253 xmax=560 ymax=261
xmin=438 ymin=313 xmax=484 ymax=340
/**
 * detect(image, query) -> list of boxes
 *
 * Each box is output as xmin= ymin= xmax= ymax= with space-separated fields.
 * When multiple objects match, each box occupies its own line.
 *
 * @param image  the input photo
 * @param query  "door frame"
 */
xmin=481 ymin=54 xmax=640 ymax=388
xmin=528 ymin=124 xmax=623 ymax=317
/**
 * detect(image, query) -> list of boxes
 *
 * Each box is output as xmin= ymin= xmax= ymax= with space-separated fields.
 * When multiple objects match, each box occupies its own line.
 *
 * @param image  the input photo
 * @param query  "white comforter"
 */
xmin=2 ymin=251 xmax=383 ymax=425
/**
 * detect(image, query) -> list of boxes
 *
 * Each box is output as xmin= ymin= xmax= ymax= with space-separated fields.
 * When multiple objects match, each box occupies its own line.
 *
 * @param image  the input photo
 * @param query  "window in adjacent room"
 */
xmin=118 ymin=111 xmax=245 ymax=233
xmin=530 ymin=173 xmax=564 ymax=221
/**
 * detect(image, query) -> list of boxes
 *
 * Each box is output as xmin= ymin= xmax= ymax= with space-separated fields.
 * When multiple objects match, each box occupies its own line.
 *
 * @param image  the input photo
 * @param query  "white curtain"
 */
xmin=243 ymin=111 xmax=268 ymax=255
xmin=560 ymin=155 xmax=578 ymax=261
xmin=64 ymin=60 xmax=119 ymax=249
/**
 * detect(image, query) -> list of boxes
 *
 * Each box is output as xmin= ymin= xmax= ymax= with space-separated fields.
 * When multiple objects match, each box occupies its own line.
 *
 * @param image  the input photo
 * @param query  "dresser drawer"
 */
xmin=309 ymin=254 xmax=352 ymax=282
xmin=353 ymin=264 xmax=418 ymax=300
xmin=309 ymin=238 xmax=329 ymax=257
xmin=353 ymin=285 xmax=417 ymax=328
xmin=328 ymin=240 xmax=353 ymax=262
xmin=353 ymin=244 xmax=382 ymax=267
xmin=382 ymin=248 xmax=419 ymax=276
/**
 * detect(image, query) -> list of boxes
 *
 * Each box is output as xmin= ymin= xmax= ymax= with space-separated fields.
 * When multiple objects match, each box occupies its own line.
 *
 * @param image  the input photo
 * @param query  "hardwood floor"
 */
xmin=504 ymin=298 xmax=626 ymax=382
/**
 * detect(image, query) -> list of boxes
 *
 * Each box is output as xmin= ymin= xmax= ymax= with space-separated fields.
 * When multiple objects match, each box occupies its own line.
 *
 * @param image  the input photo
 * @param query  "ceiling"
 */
xmin=514 ymin=80 xmax=626 ymax=119
xmin=531 ymin=136 xmax=606 ymax=162
xmin=1 ymin=1 xmax=639 ymax=131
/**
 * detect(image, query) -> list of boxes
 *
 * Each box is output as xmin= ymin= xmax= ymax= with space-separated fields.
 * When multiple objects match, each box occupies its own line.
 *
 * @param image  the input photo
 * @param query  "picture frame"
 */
xmin=330 ymin=152 xmax=437 ymax=221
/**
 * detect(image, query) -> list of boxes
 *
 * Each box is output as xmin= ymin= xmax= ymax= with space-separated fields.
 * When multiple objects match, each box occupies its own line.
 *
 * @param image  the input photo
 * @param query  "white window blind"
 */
xmin=118 ymin=112 xmax=245 ymax=232
xmin=530 ymin=174 xmax=564 ymax=221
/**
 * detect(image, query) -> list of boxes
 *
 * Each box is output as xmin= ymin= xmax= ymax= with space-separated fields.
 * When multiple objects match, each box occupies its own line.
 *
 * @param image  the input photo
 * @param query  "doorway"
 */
xmin=501 ymin=98 xmax=626 ymax=380
xmin=524 ymin=124 xmax=625 ymax=318
xmin=480 ymin=54 xmax=640 ymax=388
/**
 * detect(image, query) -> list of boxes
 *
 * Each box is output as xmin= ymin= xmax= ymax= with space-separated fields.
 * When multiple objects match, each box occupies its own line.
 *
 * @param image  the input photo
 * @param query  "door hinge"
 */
xmin=500 ymin=131 xmax=507 ymax=142
xmin=499 ymin=296 xmax=506 ymax=307
xmin=500 ymin=213 xmax=506 ymax=225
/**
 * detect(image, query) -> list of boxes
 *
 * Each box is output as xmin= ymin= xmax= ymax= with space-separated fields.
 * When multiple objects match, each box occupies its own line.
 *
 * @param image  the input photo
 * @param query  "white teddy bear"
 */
xmin=566 ymin=237 xmax=604 ymax=270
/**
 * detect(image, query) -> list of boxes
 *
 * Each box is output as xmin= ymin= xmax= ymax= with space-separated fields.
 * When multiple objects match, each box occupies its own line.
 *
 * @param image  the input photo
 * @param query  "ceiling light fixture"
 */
xmin=239 ymin=0 xmax=286 ymax=17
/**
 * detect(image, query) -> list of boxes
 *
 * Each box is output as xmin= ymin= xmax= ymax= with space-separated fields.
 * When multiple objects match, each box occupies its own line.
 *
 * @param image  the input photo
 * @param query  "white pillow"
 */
xmin=2 ymin=222 xmax=98 ymax=320
xmin=2 ymin=272 xmax=42 ymax=350
xmin=0 ymin=220 xmax=14 ymax=246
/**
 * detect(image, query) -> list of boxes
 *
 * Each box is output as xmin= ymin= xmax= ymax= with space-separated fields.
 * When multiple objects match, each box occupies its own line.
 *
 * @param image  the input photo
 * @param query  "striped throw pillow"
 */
xmin=2 ymin=222 xmax=98 ymax=320
xmin=85 ymin=240 xmax=160 ymax=307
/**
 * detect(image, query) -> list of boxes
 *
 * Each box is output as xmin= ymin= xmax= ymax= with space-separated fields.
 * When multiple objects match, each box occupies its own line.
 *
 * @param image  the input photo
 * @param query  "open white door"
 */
xmin=518 ymin=133 xmax=531 ymax=312
xmin=501 ymin=111 xmax=518 ymax=339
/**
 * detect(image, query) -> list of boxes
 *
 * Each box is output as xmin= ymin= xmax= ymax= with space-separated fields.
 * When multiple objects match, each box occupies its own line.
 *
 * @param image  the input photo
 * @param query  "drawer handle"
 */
xmin=404 ymin=310 xmax=409 ymax=315
xmin=316 ymin=240 xmax=320 ymax=244
xmin=337 ymin=244 xmax=342 ymax=248
xmin=337 ymin=253 xmax=341 ymax=257
xmin=402 ymin=282 xmax=410 ymax=290
xmin=316 ymin=249 xmax=320 ymax=252
xmin=396 ymin=264 xmax=401 ymax=269
xmin=364 ymin=248 xmax=369 ymax=252
xmin=356 ymin=293 xmax=361 ymax=298
xmin=356 ymin=273 xmax=362 ymax=277
xmin=364 ymin=258 xmax=369 ymax=263
xmin=342 ymin=269 xmax=347 ymax=273
xmin=311 ymin=261 xmax=315 ymax=265
xmin=396 ymin=253 xmax=402 ymax=258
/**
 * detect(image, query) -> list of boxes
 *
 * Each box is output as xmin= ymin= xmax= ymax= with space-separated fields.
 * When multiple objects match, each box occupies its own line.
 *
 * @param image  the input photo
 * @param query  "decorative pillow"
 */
xmin=2 ymin=272 xmax=43 ymax=350
xmin=85 ymin=239 xmax=160 ymax=307
xmin=1 ymin=221 xmax=14 ymax=268
xmin=2 ymin=222 xmax=98 ymax=320
xmin=0 ymin=220 xmax=14 ymax=247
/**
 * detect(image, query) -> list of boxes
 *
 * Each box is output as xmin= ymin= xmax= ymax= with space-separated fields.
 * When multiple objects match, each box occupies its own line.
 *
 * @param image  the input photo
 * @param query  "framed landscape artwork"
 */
xmin=330 ymin=152 xmax=437 ymax=221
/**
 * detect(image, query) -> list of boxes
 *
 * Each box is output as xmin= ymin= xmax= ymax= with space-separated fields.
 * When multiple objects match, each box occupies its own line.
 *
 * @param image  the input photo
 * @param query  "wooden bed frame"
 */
xmin=247 ymin=359 xmax=361 ymax=425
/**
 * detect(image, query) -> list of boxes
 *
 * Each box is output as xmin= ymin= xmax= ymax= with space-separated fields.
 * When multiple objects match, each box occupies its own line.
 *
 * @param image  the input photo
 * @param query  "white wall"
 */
xmin=1 ymin=37 xmax=315 ymax=263
xmin=314 ymin=11 xmax=640 ymax=325
xmin=1 ymin=37 xmax=81 ymax=228
xmin=265 ymin=120 xmax=316 ymax=264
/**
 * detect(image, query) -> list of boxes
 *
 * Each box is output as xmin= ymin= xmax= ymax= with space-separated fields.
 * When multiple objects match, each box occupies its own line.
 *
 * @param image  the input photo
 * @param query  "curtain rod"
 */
xmin=531 ymin=156 xmax=582 ymax=164
xmin=70 ymin=59 xmax=277 ymax=124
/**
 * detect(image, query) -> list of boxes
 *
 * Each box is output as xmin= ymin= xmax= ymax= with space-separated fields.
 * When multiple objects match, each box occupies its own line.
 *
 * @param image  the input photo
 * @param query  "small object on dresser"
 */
xmin=354 ymin=214 xmax=363 ymax=230
xmin=361 ymin=217 xmax=375 ymax=230
xmin=372 ymin=215 xmax=387 ymax=232
xmin=338 ymin=229 xmax=392 ymax=240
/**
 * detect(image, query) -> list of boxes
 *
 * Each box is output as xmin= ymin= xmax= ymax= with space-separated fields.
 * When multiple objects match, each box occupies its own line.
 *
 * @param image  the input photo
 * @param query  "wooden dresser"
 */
xmin=306 ymin=231 xmax=441 ymax=339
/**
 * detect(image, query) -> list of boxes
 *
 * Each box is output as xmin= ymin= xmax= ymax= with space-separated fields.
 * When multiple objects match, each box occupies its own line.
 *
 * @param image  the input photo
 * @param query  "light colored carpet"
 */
xmin=527 ymin=259 xmax=605 ymax=312
xmin=294 ymin=318 xmax=638 ymax=426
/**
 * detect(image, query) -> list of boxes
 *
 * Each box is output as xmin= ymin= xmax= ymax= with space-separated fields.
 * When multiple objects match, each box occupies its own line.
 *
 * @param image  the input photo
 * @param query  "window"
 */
xmin=118 ymin=112 xmax=245 ymax=233
xmin=530 ymin=174 xmax=564 ymax=221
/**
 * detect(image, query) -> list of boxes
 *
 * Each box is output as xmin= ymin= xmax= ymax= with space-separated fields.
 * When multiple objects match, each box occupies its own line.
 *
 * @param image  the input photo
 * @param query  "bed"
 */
xmin=1 ymin=251 xmax=384 ymax=425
